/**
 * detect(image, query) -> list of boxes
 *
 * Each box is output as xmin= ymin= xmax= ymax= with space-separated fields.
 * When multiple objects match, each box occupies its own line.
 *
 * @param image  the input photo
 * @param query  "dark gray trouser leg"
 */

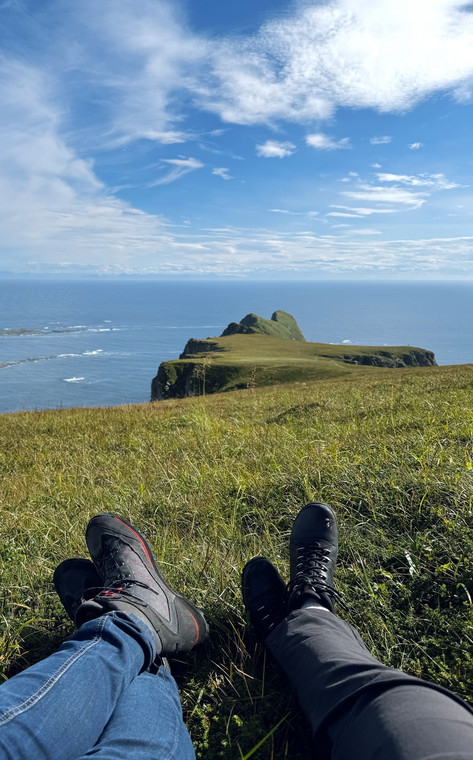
xmin=266 ymin=609 xmax=473 ymax=760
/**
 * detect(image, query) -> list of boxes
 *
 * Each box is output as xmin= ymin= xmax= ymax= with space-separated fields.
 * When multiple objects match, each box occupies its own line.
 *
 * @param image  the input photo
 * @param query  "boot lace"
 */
xmin=288 ymin=543 xmax=347 ymax=611
xmin=83 ymin=579 xmax=156 ymax=609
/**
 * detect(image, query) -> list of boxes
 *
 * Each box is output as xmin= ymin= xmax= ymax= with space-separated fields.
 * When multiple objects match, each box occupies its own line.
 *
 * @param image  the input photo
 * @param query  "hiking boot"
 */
xmin=76 ymin=513 xmax=209 ymax=656
xmin=241 ymin=557 xmax=287 ymax=641
xmin=287 ymin=502 xmax=346 ymax=613
xmin=54 ymin=558 xmax=103 ymax=621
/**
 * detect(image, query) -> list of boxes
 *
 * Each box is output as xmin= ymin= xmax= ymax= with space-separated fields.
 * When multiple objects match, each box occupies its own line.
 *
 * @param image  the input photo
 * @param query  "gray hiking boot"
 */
xmin=76 ymin=513 xmax=209 ymax=656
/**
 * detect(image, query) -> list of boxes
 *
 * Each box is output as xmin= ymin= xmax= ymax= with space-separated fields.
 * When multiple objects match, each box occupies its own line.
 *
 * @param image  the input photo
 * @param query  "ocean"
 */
xmin=1 ymin=279 xmax=472 ymax=414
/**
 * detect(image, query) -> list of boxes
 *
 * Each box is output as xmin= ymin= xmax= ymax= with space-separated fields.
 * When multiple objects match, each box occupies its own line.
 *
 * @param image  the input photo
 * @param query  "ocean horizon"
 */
xmin=1 ymin=278 xmax=472 ymax=415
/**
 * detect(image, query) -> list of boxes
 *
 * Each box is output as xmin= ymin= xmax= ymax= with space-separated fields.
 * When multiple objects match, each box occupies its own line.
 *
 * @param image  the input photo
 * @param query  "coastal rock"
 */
xmin=221 ymin=310 xmax=305 ymax=341
xmin=341 ymin=349 xmax=437 ymax=368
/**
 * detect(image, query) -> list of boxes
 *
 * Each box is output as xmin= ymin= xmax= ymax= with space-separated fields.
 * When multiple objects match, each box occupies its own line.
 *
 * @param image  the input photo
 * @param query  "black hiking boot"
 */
xmin=287 ymin=502 xmax=346 ymax=613
xmin=241 ymin=557 xmax=287 ymax=641
xmin=54 ymin=558 xmax=103 ymax=621
xmin=75 ymin=514 xmax=209 ymax=656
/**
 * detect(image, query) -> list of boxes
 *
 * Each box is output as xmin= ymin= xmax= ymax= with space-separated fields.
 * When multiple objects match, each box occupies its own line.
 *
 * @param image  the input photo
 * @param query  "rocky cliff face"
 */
xmin=151 ymin=360 xmax=241 ymax=401
xmin=340 ymin=349 xmax=437 ymax=368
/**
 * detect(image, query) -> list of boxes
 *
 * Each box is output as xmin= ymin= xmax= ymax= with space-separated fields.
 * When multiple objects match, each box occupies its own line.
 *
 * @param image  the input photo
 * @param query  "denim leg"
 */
xmin=0 ymin=612 xmax=156 ymax=760
xmin=80 ymin=667 xmax=195 ymax=760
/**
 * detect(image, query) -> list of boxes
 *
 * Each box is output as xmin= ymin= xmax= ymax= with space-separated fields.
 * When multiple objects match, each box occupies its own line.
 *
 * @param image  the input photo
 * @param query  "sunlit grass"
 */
xmin=1 ymin=363 xmax=473 ymax=758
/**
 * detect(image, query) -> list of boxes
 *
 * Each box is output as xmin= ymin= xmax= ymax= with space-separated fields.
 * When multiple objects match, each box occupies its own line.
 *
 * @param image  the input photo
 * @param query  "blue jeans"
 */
xmin=0 ymin=612 xmax=195 ymax=760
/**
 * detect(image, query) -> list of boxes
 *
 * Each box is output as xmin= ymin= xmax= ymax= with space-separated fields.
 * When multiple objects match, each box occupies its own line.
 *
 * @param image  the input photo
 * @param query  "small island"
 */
xmin=151 ymin=310 xmax=437 ymax=401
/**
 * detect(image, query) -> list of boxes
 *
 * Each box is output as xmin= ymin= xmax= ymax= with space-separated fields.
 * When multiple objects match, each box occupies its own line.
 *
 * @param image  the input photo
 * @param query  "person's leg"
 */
xmin=243 ymin=502 xmax=473 ymax=760
xmin=0 ymin=611 xmax=156 ymax=760
xmin=329 ymin=681 xmax=473 ymax=760
xmin=267 ymin=608 xmax=473 ymax=760
xmin=79 ymin=668 xmax=195 ymax=760
xmin=0 ymin=513 xmax=208 ymax=760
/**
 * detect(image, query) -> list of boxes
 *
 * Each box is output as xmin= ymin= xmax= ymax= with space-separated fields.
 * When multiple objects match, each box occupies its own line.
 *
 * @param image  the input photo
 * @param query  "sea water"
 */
xmin=1 ymin=279 xmax=472 ymax=414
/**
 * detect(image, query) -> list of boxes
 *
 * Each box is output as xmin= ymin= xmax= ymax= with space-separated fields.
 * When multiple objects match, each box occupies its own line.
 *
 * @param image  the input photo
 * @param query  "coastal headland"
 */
xmin=151 ymin=310 xmax=436 ymax=400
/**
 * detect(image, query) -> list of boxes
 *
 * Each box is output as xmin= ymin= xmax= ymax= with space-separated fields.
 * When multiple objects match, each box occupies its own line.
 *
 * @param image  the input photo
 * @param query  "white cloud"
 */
xmin=370 ymin=136 xmax=392 ymax=145
xmin=75 ymin=0 xmax=205 ymax=147
xmin=149 ymin=157 xmax=204 ymax=186
xmin=327 ymin=212 xmax=361 ymax=218
xmin=256 ymin=140 xmax=295 ymax=158
xmin=330 ymin=205 xmax=399 ymax=216
xmin=306 ymin=133 xmax=351 ymax=150
xmin=330 ymin=172 xmax=462 ymax=217
xmin=376 ymin=172 xmax=460 ymax=189
xmin=203 ymin=0 xmax=473 ymax=126
xmin=0 ymin=54 xmax=192 ymax=272
xmin=212 ymin=167 xmax=233 ymax=180
xmin=409 ymin=142 xmax=423 ymax=150
xmin=343 ymin=184 xmax=426 ymax=208
xmin=351 ymin=228 xmax=382 ymax=235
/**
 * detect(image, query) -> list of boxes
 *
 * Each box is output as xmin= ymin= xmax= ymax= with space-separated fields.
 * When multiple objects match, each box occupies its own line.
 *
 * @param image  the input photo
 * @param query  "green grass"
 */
xmin=222 ymin=310 xmax=306 ymax=341
xmin=1 ymin=363 xmax=473 ymax=758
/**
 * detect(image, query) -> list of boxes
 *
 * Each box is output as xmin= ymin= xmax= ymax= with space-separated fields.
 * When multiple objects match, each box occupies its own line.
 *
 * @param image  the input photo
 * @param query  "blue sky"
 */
xmin=1 ymin=0 xmax=473 ymax=278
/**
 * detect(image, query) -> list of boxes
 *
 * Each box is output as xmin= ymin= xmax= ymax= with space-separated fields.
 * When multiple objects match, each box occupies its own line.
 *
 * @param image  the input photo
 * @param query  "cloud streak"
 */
xmin=370 ymin=136 xmax=392 ymax=145
xmin=256 ymin=140 xmax=295 ymax=158
xmin=306 ymin=133 xmax=351 ymax=150
xmin=212 ymin=167 xmax=232 ymax=180
xmin=149 ymin=157 xmax=204 ymax=186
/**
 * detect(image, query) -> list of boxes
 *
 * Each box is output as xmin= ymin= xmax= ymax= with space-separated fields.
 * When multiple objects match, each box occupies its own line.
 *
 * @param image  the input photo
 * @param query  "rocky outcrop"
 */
xmin=151 ymin=360 xmax=241 ymax=401
xmin=340 ymin=349 xmax=437 ymax=368
xmin=179 ymin=339 xmax=222 ymax=358
xmin=221 ymin=310 xmax=305 ymax=341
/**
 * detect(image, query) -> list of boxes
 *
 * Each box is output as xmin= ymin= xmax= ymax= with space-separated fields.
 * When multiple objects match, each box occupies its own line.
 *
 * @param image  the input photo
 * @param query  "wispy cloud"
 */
xmin=376 ymin=172 xmax=459 ymax=189
xmin=342 ymin=185 xmax=426 ymax=208
xmin=351 ymin=228 xmax=382 ymax=235
xmin=370 ymin=136 xmax=392 ymax=145
xmin=330 ymin=205 xmax=399 ymax=216
xmin=409 ymin=142 xmax=423 ymax=150
xmin=269 ymin=208 xmax=301 ymax=215
xmin=149 ymin=157 xmax=204 ymax=186
xmin=212 ymin=167 xmax=233 ymax=180
xmin=0 ymin=53 xmax=181 ymax=272
xmin=326 ymin=212 xmax=361 ymax=218
xmin=306 ymin=133 xmax=351 ymax=150
xmin=256 ymin=140 xmax=295 ymax=158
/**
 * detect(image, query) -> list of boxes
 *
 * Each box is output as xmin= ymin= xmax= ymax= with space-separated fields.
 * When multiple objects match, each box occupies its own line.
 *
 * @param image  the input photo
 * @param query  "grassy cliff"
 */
xmin=221 ymin=310 xmax=306 ymax=341
xmin=151 ymin=333 xmax=436 ymax=400
xmin=1 ymin=364 xmax=473 ymax=758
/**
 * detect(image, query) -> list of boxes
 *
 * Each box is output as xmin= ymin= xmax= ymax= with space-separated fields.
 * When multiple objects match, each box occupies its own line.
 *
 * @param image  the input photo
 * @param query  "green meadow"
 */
xmin=1 ymin=363 xmax=473 ymax=758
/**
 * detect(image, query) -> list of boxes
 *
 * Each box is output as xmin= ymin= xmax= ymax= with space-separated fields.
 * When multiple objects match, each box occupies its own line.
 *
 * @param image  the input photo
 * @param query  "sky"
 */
xmin=1 ymin=0 xmax=473 ymax=279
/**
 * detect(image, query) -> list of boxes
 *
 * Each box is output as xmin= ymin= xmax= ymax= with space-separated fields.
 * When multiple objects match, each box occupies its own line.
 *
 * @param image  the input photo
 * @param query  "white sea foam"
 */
xmin=342 ymin=339 xmax=352 ymax=344
xmin=58 ymin=353 xmax=81 ymax=358
xmin=63 ymin=377 xmax=85 ymax=383
xmin=83 ymin=350 xmax=103 ymax=356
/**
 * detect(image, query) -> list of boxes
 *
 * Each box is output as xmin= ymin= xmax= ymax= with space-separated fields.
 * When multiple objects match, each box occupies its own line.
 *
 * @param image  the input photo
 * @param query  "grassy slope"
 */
xmin=168 ymin=334 xmax=433 ymax=394
xmin=1 ymin=364 xmax=473 ymax=758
